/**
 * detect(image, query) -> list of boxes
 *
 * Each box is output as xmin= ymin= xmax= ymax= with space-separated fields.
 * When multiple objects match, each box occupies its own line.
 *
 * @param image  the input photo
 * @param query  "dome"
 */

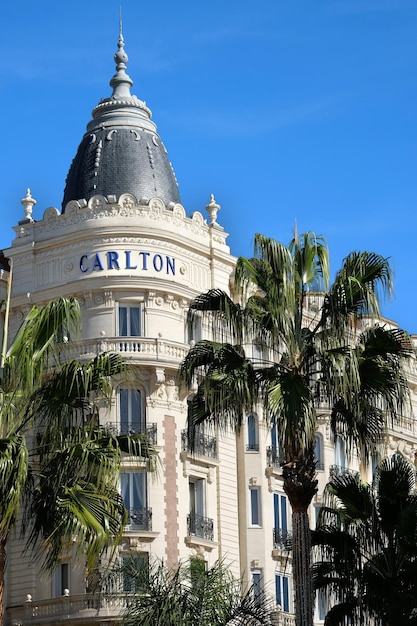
xmin=62 ymin=30 xmax=180 ymax=211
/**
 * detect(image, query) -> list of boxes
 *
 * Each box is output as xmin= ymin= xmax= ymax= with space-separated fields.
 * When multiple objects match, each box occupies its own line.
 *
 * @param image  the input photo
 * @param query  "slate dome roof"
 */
xmin=62 ymin=29 xmax=180 ymax=211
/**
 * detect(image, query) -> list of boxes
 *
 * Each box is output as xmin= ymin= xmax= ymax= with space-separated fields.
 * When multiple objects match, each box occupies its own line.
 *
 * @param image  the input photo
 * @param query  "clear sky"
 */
xmin=1 ymin=1 xmax=416 ymax=331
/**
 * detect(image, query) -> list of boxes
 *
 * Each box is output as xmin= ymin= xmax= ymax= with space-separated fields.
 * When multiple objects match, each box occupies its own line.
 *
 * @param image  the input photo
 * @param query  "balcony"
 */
xmin=187 ymin=513 xmax=214 ymax=541
xmin=7 ymin=592 xmax=137 ymax=626
xmin=246 ymin=442 xmax=260 ymax=452
xmin=273 ymin=528 xmax=292 ymax=551
xmin=106 ymin=422 xmax=157 ymax=446
xmin=266 ymin=445 xmax=284 ymax=469
xmin=270 ymin=609 xmax=296 ymax=626
xmin=329 ymin=464 xmax=360 ymax=480
xmin=64 ymin=337 xmax=189 ymax=366
xmin=181 ymin=430 xmax=217 ymax=459
xmin=126 ymin=507 xmax=152 ymax=531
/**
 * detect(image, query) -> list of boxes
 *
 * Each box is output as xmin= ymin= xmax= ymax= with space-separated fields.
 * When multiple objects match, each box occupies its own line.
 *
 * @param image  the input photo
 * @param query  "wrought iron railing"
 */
xmin=246 ymin=442 xmax=260 ymax=451
xmin=266 ymin=445 xmax=284 ymax=468
xmin=273 ymin=528 xmax=292 ymax=550
xmin=181 ymin=430 xmax=217 ymax=459
xmin=187 ymin=513 xmax=214 ymax=541
xmin=329 ymin=464 xmax=360 ymax=479
xmin=106 ymin=422 xmax=157 ymax=445
xmin=126 ymin=507 xmax=152 ymax=531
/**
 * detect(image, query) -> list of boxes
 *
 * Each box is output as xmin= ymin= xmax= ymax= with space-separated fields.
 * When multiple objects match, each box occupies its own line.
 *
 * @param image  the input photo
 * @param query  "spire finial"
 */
xmin=110 ymin=8 xmax=133 ymax=99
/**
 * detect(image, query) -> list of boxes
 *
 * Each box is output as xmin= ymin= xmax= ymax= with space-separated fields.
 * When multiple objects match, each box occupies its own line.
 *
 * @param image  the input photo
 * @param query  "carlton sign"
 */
xmin=79 ymin=250 xmax=176 ymax=275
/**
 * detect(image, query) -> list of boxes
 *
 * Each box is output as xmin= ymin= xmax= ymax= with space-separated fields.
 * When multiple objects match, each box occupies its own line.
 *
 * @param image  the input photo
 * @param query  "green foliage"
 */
xmin=312 ymin=454 xmax=417 ymax=625
xmin=179 ymin=230 xmax=411 ymax=484
xmin=0 ymin=297 xmax=157 ymax=574
xmin=178 ymin=231 xmax=412 ymax=626
xmin=102 ymin=556 xmax=273 ymax=626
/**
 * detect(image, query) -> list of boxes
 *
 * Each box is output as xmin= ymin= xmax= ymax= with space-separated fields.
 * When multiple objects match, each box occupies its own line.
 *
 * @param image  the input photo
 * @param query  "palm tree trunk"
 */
xmin=0 ymin=538 xmax=6 ymax=626
xmin=292 ymin=509 xmax=313 ymax=626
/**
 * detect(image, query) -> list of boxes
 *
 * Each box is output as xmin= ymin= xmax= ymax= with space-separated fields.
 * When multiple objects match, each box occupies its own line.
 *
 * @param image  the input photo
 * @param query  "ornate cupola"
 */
xmin=62 ymin=26 xmax=180 ymax=211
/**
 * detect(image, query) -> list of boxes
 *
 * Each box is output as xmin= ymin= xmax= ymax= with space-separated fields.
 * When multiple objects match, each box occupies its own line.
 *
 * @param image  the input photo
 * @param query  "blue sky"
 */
xmin=1 ymin=1 xmax=416 ymax=331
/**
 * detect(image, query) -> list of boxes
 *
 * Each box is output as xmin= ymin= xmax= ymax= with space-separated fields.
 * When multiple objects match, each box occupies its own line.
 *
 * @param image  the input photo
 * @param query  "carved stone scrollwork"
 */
xmin=155 ymin=368 xmax=165 ymax=385
xmin=166 ymin=378 xmax=178 ymax=401
xmin=149 ymin=197 xmax=165 ymax=213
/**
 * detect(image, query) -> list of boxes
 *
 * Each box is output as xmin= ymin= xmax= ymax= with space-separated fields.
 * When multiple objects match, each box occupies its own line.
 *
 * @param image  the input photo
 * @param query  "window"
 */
xmin=371 ymin=451 xmax=380 ymax=478
xmin=314 ymin=434 xmax=324 ymax=470
xmin=119 ymin=388 xmax=145 ymax=435
xmin=185 ymin=311 xmax=202 ymax=344
xmin=251 ymin=570 xmax=263 ymax=606
xmin=118 ymin=304 xmax=143 ymax=336
xmin=273 ymin=493 xmax=290 ymax=548
xmin=120 ymin=472 xmax=149 ymax=529
xmin=247 ymin=414 xmax=259 ymax=451
xmin=189 ymin=478 xmax=205 ymax=520
xmin=274 ymin=493 xmax=288 ymax=532
xmin=317 ymin=591 xmax=327 ymax=621
xmin=268 ymin=423 xmax=284 ymax=468
xmin=53 ymin=563 xmax=70 ymax=597
xmin=334 ymin=436 xmax=346 ymax=469
xmin=252 ymin=343 xmax=264 ymax=362
xmin=188 ymin=478 xmax=213 ymax=540
xmin=250 ymin=487 xmax=261 ymax=526
xmin=122 ymin=554 xmax=149 ymax=592
xmin=314 ymin=505 xmax=322 ymax=528
xmin=275 ymin=573 xmax=290 ymax=612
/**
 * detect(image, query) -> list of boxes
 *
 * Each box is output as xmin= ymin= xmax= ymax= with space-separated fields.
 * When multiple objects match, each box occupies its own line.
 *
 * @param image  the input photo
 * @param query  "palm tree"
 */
xmin=312 ymin=453 xmax=417 ymax=625
xmin=101 ymin=556 xmax=273 ymax=625
xmin=0 ymin=297 xmax=156 ymax=622
xmin=178 ymin=232 xmax=412 ymax=626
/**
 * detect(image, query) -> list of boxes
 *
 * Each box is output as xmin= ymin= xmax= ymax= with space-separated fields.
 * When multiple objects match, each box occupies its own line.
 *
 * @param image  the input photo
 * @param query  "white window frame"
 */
xmin=118 ymin=388 xmax=145 ymax=435
xmin=249 ymin=486 xmax=262 ymax=527
xmin=185 ymin=311 xmax=202 ymax=344
xmin=120 ymin=471 xmax=148 ymax=528
xmin=275 ymin=572 xmax=291 ymax=612
xmin=334 ymin=436 xmax=346 ymax=469
xmin=251 ymin=569 xmax=263 ymax=604
xmin=53 ymin=562 xmax=70 ymax=597
xmin=274 ymin=492 xmax=289 ymax=532
xmin=247 ymin=414 xmax=259 ymax=451
xmin=118 ymin=303 xmax=144 ymax=337
xmin=314 ymin=433 xmax=324 ymax=471
xmin=189 ymin=477 xmax=205 ymax=519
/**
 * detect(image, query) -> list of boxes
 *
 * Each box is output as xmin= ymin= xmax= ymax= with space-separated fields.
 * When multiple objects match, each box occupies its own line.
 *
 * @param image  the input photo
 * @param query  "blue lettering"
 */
xmin=166 ymin=256 xmax=175 ymax=275
xmin=92 ymin=254 xmax=104 ymax=271
xmin=153 ymin=254 xmax=163 ymax=272
xmin=80 ymin=254 xmax=89 ymax=273
xmin=107 ymin=251 xmax=120 ymax=270
xmin=80 ymin=250 xmax=177 ymax=276
xmin=125 ymin=250 xmax=137 ymax=270
xmin=139 ymin=251 xmax=150 ymax=270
